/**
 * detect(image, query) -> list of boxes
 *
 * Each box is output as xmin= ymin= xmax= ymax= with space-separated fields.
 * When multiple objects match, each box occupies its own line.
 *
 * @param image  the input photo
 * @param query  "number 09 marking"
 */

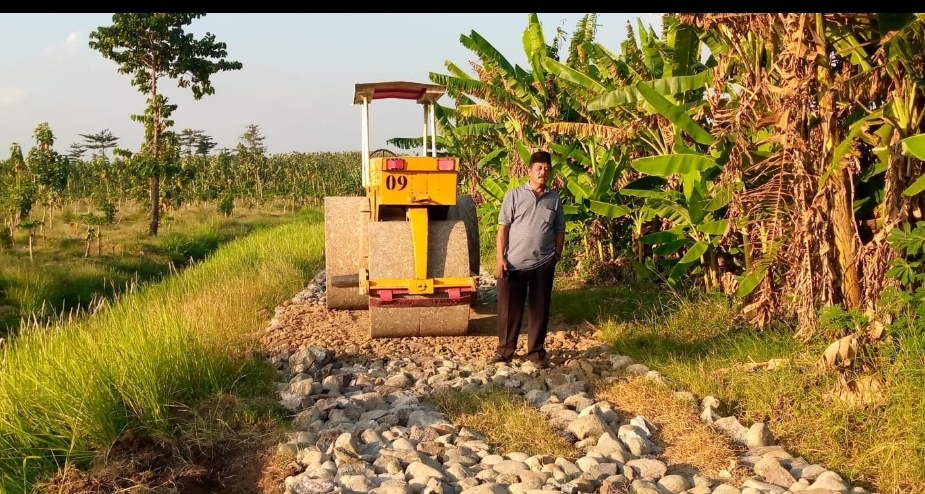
xmin=385 ymin=175 xmax=408 ymax=191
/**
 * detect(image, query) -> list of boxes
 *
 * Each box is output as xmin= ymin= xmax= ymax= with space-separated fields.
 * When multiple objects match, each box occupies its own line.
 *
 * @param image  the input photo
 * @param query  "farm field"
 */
xmin=0 ymin=199 xmax=300 ymax=335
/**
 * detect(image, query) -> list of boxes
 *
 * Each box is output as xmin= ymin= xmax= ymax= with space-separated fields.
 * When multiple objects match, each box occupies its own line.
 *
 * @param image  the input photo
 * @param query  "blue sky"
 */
xmin=0 ymin=13 xmax=662 ymax=156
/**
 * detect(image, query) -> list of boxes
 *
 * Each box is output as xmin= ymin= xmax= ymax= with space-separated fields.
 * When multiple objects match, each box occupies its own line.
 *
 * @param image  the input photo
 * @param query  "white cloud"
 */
xmin=45 ymin=31 xmax=82 ymax=59
xmin=0 ymin=87 xmax=25 ymax=107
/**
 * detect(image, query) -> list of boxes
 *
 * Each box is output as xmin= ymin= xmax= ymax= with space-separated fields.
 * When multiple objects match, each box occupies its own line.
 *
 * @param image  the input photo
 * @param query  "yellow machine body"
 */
xmin=363 ymin=155 xmax=474 ymax=296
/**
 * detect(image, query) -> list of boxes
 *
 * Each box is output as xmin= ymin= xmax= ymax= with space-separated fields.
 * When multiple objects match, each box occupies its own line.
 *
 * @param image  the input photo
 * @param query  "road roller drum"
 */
xmin=366 ymin=219 xmax=471 ymax=337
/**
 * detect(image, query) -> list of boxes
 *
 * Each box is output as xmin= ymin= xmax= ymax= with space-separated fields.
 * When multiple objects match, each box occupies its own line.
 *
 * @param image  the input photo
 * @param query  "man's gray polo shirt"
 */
xmin=498 ymin=183 xmax=566 ymax=271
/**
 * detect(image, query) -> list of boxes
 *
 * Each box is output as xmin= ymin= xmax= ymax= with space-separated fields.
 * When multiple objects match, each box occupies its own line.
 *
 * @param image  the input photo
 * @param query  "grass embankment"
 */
xmin=552 ymin=283 xmax=925 ymax=494
xmin=0 ymin=200 xmax=296 ymax=335
xmin=0 ymin=208 xmax=324 ymax=493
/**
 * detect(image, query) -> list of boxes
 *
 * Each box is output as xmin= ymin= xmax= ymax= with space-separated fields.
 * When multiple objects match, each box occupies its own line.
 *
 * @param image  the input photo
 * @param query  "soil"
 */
xmin=35 ymin=422 xmax=299 ymax=494
xmin=37 ymin=299 xmax=602 ymax=493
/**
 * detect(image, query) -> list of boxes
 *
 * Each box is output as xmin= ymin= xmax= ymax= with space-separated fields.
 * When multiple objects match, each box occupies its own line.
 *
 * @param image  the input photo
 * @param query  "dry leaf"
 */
xmin=836 ymin=374 xmax=885 ymax=407
xmin=765 ymin=85 xmax=795 ymax=97
xmin=737 ymin=358 xmax=789 ymax=372
xmin=822 ymin=339 xmax=841 ymax=367
xmin=821 ymin=335 xmax=857 ymax=368
xmin=867 ymin=320 xmax=885 ymax=340
xmin=838 ymin=335 xmax=858 ymax=364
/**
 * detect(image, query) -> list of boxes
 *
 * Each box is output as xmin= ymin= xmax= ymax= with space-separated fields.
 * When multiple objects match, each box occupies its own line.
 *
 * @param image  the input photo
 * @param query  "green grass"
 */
xmin=431 ymin=385 xmax=579 ymax=459
xmin=0 ymin=208 xmax=324 ymax=494
xmin=549 ymin=282 xmax=925 ymax=494
xmin=0 ymin=199 xmax=297 ymax=335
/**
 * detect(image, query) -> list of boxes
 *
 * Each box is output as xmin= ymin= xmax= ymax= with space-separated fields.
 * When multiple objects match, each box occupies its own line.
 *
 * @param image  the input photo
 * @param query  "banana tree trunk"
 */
xmin=831 ymin=167 xmax=862 ymax=309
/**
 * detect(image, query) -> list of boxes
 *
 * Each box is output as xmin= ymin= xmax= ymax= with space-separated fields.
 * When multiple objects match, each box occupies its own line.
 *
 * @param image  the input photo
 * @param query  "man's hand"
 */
xmin=496 ymin=259 xmax=507 ymax=279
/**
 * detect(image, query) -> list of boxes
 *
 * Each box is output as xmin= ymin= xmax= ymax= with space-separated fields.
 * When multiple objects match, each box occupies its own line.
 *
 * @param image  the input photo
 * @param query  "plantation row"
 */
xmin=1 ymin=123 xmax=363 ymax=237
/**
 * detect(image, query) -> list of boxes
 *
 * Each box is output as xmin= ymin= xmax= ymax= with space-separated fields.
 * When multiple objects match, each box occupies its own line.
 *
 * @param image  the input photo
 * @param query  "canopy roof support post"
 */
xmin=429 ymin=103 xmax=437 ymax=157
xmin=361 ymin=96 xmax=370 ymax=187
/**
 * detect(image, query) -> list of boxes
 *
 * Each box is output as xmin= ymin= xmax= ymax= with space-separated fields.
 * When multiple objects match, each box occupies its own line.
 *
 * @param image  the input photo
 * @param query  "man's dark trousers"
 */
xmin=496 ymin=257 xmax=556 ymax=362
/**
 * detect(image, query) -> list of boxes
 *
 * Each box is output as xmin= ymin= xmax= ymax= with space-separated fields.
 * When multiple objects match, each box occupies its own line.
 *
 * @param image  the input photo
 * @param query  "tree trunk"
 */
xmin=255 ymin=167 xmax=263 ymax=203
xmin=28 ymin=233 xmax=33 ymax=262
xmin=149 ymin=65 xmax=161 ymax=237
xmin=149 ymin=175 xmax=160 ymax=236
xmin=831 ymin=167 xmax=862 ymax=309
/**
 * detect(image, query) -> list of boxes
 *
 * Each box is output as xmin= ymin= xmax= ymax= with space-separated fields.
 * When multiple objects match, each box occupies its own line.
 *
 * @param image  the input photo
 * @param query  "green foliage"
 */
xmin=98 ymin=198 xmax=117 ymax=224
xmin=88 ymin=14 xmax=243 ymax=101
xmin=886 ymin=221 xmax=925 ymax=287
xmin=217 ymin=191 xmax=234 ymax=217
xmin=410 ymin=13 xmax=723 ymax=285
xmin=17 ymin=220 xmax=42 ymax=232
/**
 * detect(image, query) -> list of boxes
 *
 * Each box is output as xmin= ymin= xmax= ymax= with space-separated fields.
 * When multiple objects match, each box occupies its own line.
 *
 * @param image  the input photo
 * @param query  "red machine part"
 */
xmin=368 ymin=287 xmax=473 ymax=307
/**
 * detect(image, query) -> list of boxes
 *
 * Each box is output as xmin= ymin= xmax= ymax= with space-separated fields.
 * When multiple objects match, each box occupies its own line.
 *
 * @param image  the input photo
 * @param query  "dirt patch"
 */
xmin=35 ymin=414 xmax=296 ymax=494
xmin=259 ymin=301 xmax=601 ymax=367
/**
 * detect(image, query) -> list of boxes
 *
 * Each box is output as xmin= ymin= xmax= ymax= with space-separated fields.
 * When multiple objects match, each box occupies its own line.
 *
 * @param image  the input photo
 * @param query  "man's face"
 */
xmin=529 ymin=161 xmax=551 ymax=186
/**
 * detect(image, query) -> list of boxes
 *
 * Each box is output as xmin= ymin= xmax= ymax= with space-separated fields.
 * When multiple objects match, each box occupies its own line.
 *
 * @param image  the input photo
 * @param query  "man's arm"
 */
xmin=553 ymin=195 xmax=566 ymax=262
xmin=497 ymin=225 xmax=510 ymax=278
xmin=554 ymin=232 xmax=564 ymax=262
xmin=497 ymin=192 xmax=514 ymax=278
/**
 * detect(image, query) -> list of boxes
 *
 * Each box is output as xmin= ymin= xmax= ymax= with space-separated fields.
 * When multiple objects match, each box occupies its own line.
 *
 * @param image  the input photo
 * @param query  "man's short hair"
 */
xmin=530 ymin=151 xmax=551 ymax=166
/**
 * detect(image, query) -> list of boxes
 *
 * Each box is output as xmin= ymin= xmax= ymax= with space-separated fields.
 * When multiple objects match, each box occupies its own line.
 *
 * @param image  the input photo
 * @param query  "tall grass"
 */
xmin=0 ymin=209 xmax=324 ymax=493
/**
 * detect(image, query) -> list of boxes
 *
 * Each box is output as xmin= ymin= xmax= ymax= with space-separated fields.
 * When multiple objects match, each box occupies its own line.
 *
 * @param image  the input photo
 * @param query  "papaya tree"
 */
xmin=18 ymin=220 xmax=42 ymax=262
xmin=27 ymin=123 xmax=70 ymax=231
xmin=89 ymin=13 xmax=242 ymax=235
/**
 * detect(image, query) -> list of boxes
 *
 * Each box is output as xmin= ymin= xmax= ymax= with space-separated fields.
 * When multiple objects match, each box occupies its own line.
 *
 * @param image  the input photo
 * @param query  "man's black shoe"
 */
xmin=490 ymin=354 xmax=510 ymax=364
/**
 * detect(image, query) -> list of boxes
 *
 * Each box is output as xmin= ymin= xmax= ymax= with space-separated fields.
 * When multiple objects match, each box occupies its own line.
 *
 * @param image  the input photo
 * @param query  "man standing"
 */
xmin=492 ymin=151 xmax=565 ymax=369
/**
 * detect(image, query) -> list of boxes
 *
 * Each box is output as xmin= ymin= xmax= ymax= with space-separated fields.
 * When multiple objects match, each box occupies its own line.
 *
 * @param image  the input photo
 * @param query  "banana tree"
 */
xmin=476 ymin=173 xmax=526 ymax=239
xmin=386 ymin=103 xmax=500 ymax=198
xmin=622 ymin=150 xmax=731 ymax=289
xmin=428 ymin=13 xmax=575 ymax=181
xmin=548 ymin=140 xmax=632 ymax=263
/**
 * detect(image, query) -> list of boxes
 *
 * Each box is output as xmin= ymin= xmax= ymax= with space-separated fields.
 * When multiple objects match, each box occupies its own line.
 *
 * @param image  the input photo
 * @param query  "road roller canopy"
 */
xmin=355 ymin=81 xmax=447 ymax=185
xmin=353 ymin=81 xmax=446 ymax=105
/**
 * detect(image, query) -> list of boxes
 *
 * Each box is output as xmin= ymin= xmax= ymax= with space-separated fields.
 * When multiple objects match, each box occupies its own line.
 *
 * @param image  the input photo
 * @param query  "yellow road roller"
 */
xmin=324 ymin=81 xmax=480 ymax=338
